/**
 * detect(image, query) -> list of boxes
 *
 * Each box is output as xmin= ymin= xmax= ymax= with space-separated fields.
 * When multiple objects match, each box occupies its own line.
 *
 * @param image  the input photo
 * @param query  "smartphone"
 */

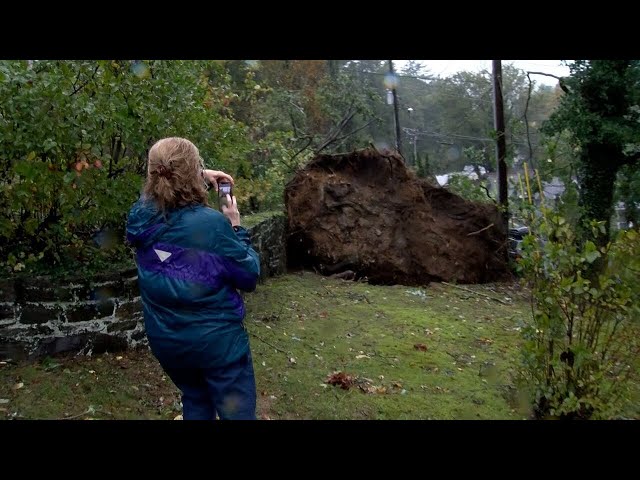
xmin=218 ymin=181 xmax=233 ymax=210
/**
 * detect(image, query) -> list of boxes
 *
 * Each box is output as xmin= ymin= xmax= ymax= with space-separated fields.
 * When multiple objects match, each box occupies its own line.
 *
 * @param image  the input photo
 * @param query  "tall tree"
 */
xmin=542 ymin=60 xmax=640 ymax=243
xmin=401 ymin=60 xmax=428 ymax=77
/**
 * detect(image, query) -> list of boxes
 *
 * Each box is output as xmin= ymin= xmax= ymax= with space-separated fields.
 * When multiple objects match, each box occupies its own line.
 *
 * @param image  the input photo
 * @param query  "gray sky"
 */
xmin=395 ymin=60 xmax=571 ymax=86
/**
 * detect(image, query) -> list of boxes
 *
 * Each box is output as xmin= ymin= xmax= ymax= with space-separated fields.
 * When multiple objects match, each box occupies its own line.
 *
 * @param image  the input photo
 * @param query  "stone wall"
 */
xmin=0 ymin=212 xmax=287 ymax=361
xmin=246 ymin=212 xmax=287 ymax=280
xmin=0 ymin=269 xmax=143 ymax=361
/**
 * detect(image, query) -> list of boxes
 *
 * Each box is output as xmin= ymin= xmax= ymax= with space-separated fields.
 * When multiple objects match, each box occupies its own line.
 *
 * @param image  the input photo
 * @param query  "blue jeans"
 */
xmin=163 ymin=352 xmax=257 ymax=420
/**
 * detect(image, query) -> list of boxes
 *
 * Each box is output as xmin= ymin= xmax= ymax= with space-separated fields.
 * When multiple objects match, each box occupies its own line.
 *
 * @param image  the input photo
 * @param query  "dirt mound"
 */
xmin=285 ymin=148 xmax=508 ymax=285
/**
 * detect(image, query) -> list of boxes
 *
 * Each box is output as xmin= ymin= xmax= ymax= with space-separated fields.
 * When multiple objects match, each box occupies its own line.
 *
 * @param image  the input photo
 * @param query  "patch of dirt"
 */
xmin=285 ymin=147 xmax=508 ymax=285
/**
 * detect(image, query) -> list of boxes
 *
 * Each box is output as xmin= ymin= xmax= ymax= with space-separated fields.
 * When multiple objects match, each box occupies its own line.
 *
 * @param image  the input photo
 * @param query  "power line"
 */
xmin=358 ymin=70 xmax=434 ymax=81
xmin=357 ymin=69 xmax=555 ymax=95
xmin=402 ymin=127 xmax=540 ymax=147
xmin=394 ymin=84 xmax=495 ymax=105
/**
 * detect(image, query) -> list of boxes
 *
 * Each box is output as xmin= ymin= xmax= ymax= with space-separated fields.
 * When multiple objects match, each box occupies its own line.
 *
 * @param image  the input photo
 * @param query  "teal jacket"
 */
xmin=126 ymin=197 xmax=260 ymax=369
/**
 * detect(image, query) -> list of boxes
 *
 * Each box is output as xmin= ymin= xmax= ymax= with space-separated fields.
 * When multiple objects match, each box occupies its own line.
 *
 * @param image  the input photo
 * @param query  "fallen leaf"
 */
xmin=13 ymin=382 xmax=24 ymax=390
xmin=355 ymin=354 xmax=370 ymax=359
xmin=116 ymin=356 xmax=123 ymax=361
xmin=325 ymin=371 xmax=355 ymax=390
xmin=414 ymin=343 xmax=428 ymax=351
xmin=393 ymin=382 xmax=403 ymax=389
xmin=174 ymin=415 xmax=183 ymax=420
xmin=360 ymin=385 xmax=387 ymax=395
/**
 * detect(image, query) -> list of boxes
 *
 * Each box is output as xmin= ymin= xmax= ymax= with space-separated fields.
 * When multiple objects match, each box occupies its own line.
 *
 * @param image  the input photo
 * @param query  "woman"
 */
xmin=126 ymin=137 xmax=260 ymax=420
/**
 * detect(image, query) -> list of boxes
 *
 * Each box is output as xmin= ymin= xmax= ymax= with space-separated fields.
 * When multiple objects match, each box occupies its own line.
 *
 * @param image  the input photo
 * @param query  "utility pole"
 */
xmin=388 ymin=60 xmax=402 ymax=156
xmin=492 ymin=60 xmax=509 ymax=234
xmin=407 ymin=108 xmax=416 ymax=166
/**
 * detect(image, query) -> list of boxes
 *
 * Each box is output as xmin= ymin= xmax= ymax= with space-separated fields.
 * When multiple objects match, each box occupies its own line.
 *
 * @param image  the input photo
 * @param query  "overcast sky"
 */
xmin=395 ymin=60 xmax=571 ymax=86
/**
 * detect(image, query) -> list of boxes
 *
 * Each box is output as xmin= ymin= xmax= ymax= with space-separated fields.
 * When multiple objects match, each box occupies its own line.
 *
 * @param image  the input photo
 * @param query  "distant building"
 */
xmin=541 ymin=177 xmax=567 ymax=201
xmin=436 ymin=165 xmax=487 ymax=186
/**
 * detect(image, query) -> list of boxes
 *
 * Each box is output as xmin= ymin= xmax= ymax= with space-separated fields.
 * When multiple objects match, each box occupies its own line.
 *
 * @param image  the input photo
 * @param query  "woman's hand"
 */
xmin=221 ymin=195 xmax=241 ymax=227
xmin=203 ymin=169 xmax=234 ymax=191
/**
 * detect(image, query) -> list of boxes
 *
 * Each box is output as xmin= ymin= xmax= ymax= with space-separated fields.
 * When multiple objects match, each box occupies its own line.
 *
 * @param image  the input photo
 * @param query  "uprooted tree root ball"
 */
xmin=285 ymin=148 xmax=509 ymax=285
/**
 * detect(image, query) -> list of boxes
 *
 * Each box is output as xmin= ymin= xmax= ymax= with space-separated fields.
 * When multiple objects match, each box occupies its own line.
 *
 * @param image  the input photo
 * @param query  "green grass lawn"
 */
xmin=1 ymin=272 xmax=638 ymax=420
xmin=246 ymin=272 xmax=533 ymax=420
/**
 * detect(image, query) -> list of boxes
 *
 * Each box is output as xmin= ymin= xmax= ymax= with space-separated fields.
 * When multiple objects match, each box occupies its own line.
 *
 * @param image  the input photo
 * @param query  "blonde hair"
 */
xmin=144 ymin=137 xmax=209 ymax=212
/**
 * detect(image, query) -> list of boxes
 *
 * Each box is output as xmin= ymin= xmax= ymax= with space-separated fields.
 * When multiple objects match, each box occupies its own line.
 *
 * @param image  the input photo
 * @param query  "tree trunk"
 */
xmin=578 ymin=145 xmax=620 ymax=246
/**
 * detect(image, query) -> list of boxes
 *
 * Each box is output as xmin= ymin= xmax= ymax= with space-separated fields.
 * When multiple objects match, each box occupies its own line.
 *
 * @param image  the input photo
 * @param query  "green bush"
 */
xmin=0 ymin=60 xmax=287 ymax=277
xmin=1 ymin=157 xmax=141 ymax=277
xmin=517 ymin=209 xmax=640 ymax=419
